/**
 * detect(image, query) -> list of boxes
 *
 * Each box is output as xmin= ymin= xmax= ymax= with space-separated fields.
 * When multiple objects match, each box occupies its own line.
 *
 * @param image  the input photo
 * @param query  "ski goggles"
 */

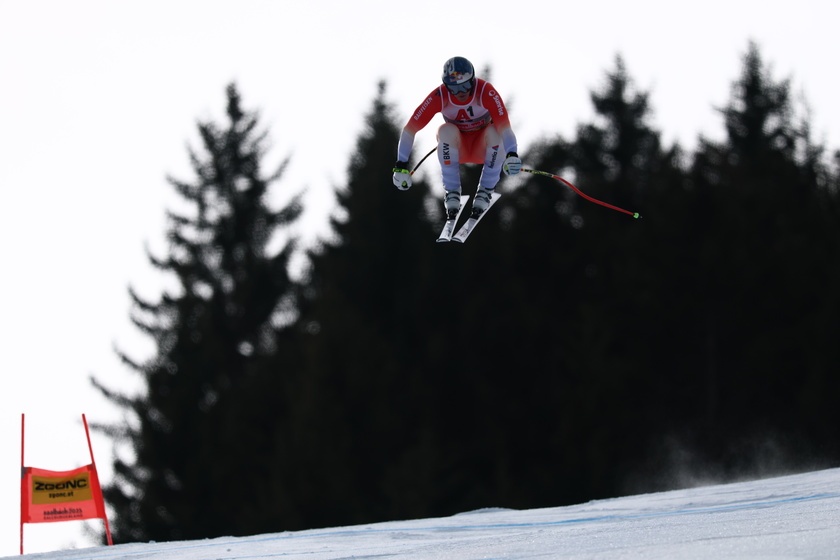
xmin=445 ymin=79 xmax=473 ymax=94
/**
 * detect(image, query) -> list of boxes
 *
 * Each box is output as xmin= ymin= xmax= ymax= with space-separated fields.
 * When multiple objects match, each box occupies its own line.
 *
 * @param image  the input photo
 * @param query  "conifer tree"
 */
xmin=301 ymin=81 xmax=439 ymax=520
xmin=688 ymin=42 xmax=840 ymax=471
xmin=550 ymin=57 xmax=671 ymax=493
xmin=92 ymin=83 xmax=303 ymax=543
xmin=282 ymin=79 xmax=517 ymax=528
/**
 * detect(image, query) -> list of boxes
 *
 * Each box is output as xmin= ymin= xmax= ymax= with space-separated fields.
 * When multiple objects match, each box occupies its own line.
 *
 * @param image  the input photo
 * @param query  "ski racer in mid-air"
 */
xmin=392 ymin=56 xmax=522 ymax=218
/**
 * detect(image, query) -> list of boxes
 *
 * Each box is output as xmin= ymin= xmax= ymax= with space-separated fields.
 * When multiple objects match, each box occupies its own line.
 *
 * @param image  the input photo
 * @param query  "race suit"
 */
xmin=397 ymin=78 xmax=518 ymax=192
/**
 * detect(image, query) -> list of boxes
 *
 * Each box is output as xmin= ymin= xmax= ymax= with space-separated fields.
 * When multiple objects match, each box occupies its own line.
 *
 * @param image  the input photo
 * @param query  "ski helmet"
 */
xmin=442 ymin=56 xmax=475 ymax=94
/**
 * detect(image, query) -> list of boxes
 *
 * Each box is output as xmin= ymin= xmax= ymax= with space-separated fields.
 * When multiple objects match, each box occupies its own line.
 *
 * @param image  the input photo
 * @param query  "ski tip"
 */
xmin=436 ymin=238 xmax=451 ymax=243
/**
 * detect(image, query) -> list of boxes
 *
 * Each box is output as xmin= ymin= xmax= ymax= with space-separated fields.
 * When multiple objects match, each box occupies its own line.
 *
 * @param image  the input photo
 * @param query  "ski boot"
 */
xmin=444 ymin=189 xmax=462 ymax=219
xmin=472 ymin=188 xmax=494 ymax=216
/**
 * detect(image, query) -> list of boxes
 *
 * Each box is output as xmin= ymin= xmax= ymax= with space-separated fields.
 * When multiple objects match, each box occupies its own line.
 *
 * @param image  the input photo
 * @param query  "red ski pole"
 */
xmin=521 ymin=168 xmax=641 ymax=219
xmin=406 ymin=147 xmax=642 ymax=219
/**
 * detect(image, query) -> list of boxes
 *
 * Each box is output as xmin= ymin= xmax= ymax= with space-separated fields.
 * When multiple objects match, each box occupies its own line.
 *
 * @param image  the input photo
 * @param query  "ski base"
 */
xmin=436 ymin=195 xmax=471 ymax=242
xmin=451 ymin=193 xmax=502 ymax=243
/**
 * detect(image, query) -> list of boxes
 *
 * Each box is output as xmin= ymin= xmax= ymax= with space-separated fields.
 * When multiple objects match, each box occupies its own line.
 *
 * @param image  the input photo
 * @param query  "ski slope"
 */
xmin=11 ymin=468 xmax=840 ymax=559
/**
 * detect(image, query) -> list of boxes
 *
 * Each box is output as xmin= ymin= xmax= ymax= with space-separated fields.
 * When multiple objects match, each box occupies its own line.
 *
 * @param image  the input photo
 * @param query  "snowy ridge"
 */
xmin=12 ymin=468 xmax=840 ymax=559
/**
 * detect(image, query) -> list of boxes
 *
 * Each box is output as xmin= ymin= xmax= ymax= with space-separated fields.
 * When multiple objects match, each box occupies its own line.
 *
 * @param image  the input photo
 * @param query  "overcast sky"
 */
xmin=2 ymin=0 xmax=838 ymax=554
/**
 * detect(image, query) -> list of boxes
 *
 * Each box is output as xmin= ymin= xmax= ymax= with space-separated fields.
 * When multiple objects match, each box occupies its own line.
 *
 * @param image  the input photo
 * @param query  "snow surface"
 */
xmin=11 ymin=468 xmax=840 ymax=560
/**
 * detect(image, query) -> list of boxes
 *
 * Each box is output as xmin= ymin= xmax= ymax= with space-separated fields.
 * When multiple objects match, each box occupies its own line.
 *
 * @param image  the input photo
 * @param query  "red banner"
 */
xmin=21 ymin=464 xmax=107 ymax=524
xmin=20 ymin=414 xmax=113 ymax=553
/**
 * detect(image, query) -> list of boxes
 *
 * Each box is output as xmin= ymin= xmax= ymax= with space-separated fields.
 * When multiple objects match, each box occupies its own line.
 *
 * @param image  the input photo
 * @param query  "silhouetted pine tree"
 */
xmin=686 ymin=42 xmax=840 ymax=473
xmin=536 ymin=57 xmax=679 ymax=497
xmin=91 ymin=83 xmax=303 ymax=543
xmin=289 ymin=81 xmax=454 ymax=528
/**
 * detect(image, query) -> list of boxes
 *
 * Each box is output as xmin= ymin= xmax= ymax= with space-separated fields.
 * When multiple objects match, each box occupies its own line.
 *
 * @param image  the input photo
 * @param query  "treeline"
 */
xmin=93 ymin=44 xmax=840 ymax=544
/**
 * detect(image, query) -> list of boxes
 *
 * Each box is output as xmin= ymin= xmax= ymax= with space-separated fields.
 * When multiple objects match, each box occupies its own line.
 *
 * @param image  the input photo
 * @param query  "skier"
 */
xmin=392 ymin=56 xmax=522 ymax=218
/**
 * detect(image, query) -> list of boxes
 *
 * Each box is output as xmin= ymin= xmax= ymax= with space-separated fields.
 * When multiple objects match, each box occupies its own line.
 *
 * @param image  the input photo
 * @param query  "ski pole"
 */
xmin=406 ymin=147 xmax=641 ymax=219
xmin=521 ymin=168 xmax=641 ymax=219
xmin=410 ymin=146 xmax=438 ymax=175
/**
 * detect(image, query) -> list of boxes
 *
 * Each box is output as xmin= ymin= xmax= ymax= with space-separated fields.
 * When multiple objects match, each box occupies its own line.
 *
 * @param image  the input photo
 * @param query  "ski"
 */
xmin=436 ymin=195 xmax=471 ymax=242
xmin=451 ymin=193 xmax=502 ymax=243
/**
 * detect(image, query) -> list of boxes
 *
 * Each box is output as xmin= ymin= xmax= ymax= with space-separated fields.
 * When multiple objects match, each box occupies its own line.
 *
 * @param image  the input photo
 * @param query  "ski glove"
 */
xmin=503 ymin=152 xmax=522 ymax=176
xmin=392 ymin=161 xmax=412 ymax=190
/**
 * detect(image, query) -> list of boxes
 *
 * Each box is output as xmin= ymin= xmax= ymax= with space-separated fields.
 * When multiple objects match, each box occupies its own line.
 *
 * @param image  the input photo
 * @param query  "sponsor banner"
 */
xmin=22 ymin=465 xmax=105 ymax=524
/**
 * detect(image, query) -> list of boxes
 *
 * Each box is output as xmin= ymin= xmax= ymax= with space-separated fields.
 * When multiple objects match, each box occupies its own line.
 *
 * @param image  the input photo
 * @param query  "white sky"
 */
xmin=2 ymin=0 xmax=839 ymax=555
